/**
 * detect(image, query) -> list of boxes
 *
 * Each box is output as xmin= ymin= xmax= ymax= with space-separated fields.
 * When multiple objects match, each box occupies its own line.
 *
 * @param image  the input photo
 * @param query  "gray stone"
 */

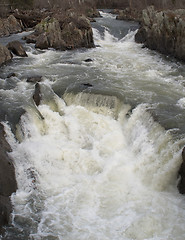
xmin=135 ymin=7 xmax=185 ymax=62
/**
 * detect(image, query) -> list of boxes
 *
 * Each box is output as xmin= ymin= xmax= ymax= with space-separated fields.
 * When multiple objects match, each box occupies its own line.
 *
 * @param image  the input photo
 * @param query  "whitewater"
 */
xmin=1 ymin=11 xmax=185 ymax=240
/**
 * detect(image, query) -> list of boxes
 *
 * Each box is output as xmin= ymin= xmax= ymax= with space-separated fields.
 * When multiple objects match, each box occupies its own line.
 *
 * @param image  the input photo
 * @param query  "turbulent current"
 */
xmin=1 ymin=11 xmax=185 ymax=240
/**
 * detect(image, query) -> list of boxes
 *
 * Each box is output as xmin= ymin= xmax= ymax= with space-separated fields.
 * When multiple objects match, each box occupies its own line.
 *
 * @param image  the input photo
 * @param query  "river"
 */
xmin=1 ymin=11 xmax=185 ymax=240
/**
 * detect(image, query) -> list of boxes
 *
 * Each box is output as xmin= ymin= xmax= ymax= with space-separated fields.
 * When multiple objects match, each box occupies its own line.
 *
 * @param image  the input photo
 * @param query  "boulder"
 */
xmin=135 ymin=7 xmax=185 ymax=62
xmin=33 ymin=83 xmax=41 ymax=106
xmin=0 ymin=123 xmax=17 ymax=234
xmin=6 ymin=41 xmax=28 ymax=57
xmin=34 ymin=17 xmax=67 ymax=50
xmin=61 ymin=15 xmax=94 ymax=49
xmin=0 ymin=44 xmax=12 ymax=66
xmin=26 ymin=14 xmax=94 ymax=51
xmin=84 ymin=58 xmax=93 ymax=62
xmin=0 ymin=15 xmax=22 ymax=37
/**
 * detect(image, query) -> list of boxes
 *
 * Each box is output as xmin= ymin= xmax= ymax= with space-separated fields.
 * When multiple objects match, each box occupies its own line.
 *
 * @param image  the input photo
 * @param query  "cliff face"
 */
xmin=135 ymin=6 xmax=185 ymax=62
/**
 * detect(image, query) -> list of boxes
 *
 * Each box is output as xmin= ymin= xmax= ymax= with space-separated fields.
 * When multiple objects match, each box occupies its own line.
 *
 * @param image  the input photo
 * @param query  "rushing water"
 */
xmin=1 ymin=11 xmax=185 ymax=240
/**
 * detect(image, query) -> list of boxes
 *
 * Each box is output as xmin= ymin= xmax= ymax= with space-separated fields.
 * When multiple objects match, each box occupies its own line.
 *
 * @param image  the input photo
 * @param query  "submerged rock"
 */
xmin=6 ymin=41 xmax=28 ymax=57
xmin=135 ymin=6 xmax=185 ymax=62
xmin=84 ymin=58 xmax=93 ymax=62
xmin=81 ymin=83 xmax=93 ymax=87
xmin=0 ymin=123 xmax=17 ymax=234
xmin=0 ymin=44 xmax=12 ymax=66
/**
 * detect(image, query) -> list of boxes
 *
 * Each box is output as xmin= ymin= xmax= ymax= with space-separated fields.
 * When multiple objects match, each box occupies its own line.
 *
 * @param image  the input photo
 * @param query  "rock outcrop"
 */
xmin=135 ymin=6 xmax=185 ymax=62
xmin=25 ymin=14 xmax=94 ymax=50
xmin=0 ymin=44 xmax=12 ymax=66
xmin=6 ymin=41 xmax=28 ymax=57
xmin=0 ymin=123 xmax=17 ymax=234
xmin=115 ymin=8 xmax=142 ymax=22
xmin=0 ymin=15 xmax=22 ymax=37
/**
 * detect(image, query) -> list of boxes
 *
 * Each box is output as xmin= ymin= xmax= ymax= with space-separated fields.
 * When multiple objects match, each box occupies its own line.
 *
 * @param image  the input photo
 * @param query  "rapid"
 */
xmin=1 ymin=11 xmax=185 ymax=240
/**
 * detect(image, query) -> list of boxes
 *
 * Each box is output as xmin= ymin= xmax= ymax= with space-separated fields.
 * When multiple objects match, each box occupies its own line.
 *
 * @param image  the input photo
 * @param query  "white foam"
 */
xmin=4 ymin=98 xmax=185 ymax=240
xmin=177 ymin=97 xmax=185 ymax=109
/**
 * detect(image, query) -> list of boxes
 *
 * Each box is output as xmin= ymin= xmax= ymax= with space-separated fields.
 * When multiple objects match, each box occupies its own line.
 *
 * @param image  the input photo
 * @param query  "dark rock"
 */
xmin=0 ymin=123 xmax=17 ymax=234
xmin=178 ymin=147 xmax=185 ymax=194
xmin=27 ymin=76 xmax=42 ymax=83
xmin=84 ymin=58 xmax=93 ymax=62
xmin=135 ymin=7 xmax=185 ymax=62
xmin=135 ymin=27 xmax=147 ymax=44
xmin=33 ymin=83 xmax=41 ymax=106
xmin=6 ymin=41 xmax=28 ymax=57
xmin=81 ymin=83 xmax=93 ymax=87
xmin=0 ymin=44 xmax=12 ymax=67
xmin=0 ymin=15 xmax=22 ymax=37
xmin=7 ymin=73 xmax=17 ymax=78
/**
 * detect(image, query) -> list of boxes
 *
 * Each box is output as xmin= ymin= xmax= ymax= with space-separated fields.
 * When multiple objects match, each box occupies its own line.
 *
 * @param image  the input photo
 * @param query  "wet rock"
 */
xmin=0 ymin=44 xmax=12 ymax=67
xmin=27 ymin=76 xmax=43 ymax=83
xmin=84 ymin=58 xmax=93 ymax=62
xmin=7 ymin=73 xmax=17 ymax=78
xmin=0 ymin=15 xmax=22 ymax=37
xmin=81 ymin=83 xmax=93 ymax=87
xmin=178 ymin=147 xmax=185 ymax=194
xmin=0 ymin=123 xmax=17 ymax=234
xmin=135 ymin=7 xmax=185 ymax=62
xmin=6 ymin=41 xmax=28 ymax=57
xmin=33 ymin=83 xmax=41 ymax=106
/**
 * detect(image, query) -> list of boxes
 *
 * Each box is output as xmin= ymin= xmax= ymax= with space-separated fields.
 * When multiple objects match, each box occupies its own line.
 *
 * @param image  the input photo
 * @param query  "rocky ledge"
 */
xmin=135 ymin=6 xmax=185 ymax=62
